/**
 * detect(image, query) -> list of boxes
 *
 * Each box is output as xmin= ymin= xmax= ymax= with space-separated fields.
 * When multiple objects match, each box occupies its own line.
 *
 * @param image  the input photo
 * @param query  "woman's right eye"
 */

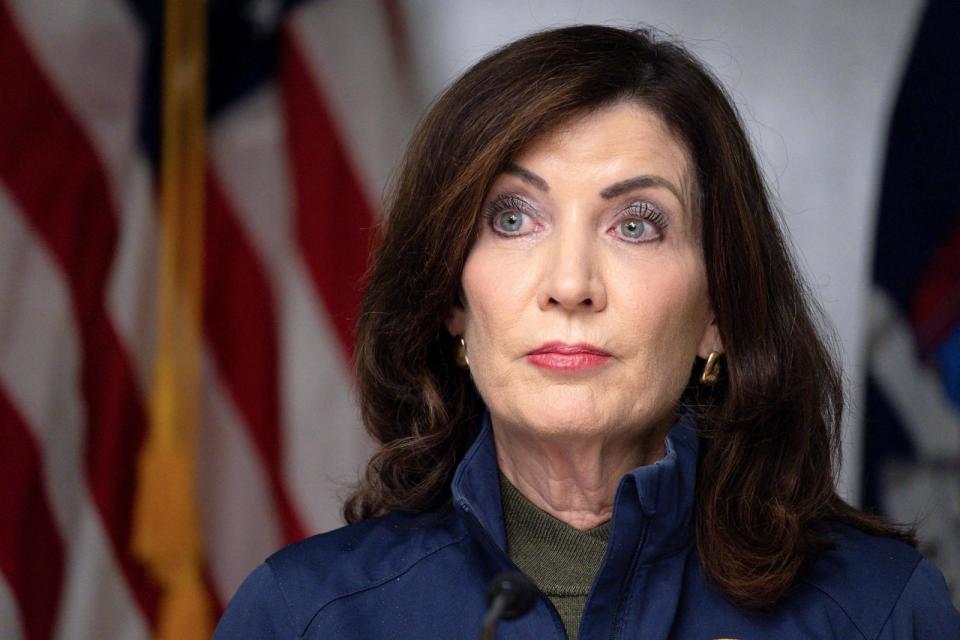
xmin=484 ymin=195 xmax=537 ymax=237
xmin=493 ymin=210 xmax=530 ymax=235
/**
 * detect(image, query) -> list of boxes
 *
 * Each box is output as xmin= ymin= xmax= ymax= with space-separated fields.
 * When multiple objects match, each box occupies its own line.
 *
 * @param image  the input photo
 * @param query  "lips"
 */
xmin=526 ymin=341 xmax=612 ymax=372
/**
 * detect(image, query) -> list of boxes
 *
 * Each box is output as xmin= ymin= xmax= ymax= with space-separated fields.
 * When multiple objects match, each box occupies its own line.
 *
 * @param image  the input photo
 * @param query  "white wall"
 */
xmin=402 ymin=0 xmax=926 ymax=502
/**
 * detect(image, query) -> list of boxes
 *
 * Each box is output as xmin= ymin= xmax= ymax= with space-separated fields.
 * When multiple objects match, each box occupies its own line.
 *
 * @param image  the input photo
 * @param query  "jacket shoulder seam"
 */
xmin=261 ymin=561 xmax=299 ymax=636
xmin=797 ymin=578 xmax=868 ymax=640
xmin=298 ymin=531 xmax=471 ymax=635
xmin=798 ymin=554 xmax=922 ymax=640
xmin=872 ymin=556 xmax=925 ymax=640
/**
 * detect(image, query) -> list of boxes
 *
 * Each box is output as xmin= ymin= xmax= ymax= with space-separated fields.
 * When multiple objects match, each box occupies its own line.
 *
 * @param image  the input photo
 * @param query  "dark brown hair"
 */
xmin=346 ymin=25 xmax=914 ymax=609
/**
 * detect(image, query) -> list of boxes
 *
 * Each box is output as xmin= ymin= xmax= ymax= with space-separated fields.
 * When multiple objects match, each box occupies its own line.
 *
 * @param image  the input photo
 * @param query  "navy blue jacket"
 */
xmin=216 ymin=413 xmax=960 ymax=638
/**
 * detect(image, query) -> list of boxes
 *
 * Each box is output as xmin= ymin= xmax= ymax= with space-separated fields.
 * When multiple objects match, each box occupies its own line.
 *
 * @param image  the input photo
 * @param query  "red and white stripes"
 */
xmin=0 ymin=0 xmax=411 ymax=636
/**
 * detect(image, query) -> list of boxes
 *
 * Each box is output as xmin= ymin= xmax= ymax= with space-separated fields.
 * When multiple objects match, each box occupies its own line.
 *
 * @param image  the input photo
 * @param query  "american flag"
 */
xmin=863 ymin=0 xmax=960 ymax=606
xmin=0 ymin=0 xmax=412 ymax=637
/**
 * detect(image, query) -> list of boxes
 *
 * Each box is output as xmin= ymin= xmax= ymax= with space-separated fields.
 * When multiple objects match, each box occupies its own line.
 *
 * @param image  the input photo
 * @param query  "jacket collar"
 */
xmin=450 ymin=409 xmax=700 ymax=566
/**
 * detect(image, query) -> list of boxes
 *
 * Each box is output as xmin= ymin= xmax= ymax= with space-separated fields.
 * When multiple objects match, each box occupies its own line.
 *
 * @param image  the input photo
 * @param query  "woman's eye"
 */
xmin=490 ymin=210 xmax=534 ymax=236
xmin=620 ymin=218 xmax=646 ymax=239
xmin=496 ymin=211 xmax=526 ymax=233
xmin=612 ymin=202 xmax=667 ymax=243
xmin=614 ymin=217 xmax=661 ymax=242
xmin=483 ymin=194 xmax=537 ymax=237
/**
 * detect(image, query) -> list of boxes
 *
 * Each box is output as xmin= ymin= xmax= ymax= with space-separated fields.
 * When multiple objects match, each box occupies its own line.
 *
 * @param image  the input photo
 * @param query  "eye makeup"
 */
xmin=481 ymin=193 xmax=540 ymax=237
xmin=483 ymin=193 xmax=534 ymax=218
xmin=621 ymin=200 xmax=669 ymax=230
xmin=479 ymin=192 xmax=671 ymax=241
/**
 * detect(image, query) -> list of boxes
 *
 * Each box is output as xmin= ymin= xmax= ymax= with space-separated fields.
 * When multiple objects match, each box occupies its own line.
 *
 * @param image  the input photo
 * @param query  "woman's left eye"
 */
xmin=619 ymin=218 xmax=650 ymax=239
xmin=611 ymin=202 xmax=667 ymax=243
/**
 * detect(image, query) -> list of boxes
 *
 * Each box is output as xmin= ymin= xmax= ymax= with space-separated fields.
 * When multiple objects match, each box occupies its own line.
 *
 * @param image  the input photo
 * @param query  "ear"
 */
xmin=696 ymin=311 xmax=723 ymax=359
xmin=445 ymin=305 xmax=465 ymax=337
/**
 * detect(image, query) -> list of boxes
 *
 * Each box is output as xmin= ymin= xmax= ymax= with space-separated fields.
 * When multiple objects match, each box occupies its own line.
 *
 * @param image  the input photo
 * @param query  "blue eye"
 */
xmin=619 ymin=218 xmax=647 ymax=239
xmin=613 ymin=202 xmax=668 ymax=243
xmin=495 ymin=211 xmax=526 ymax=234
xmin=484 ymin=194 xmax=536 ymax=237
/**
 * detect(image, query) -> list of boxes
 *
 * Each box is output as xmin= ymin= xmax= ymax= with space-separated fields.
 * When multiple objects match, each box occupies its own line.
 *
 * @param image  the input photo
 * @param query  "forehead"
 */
xmin=510 ymin=102 xmax=695 ymax=205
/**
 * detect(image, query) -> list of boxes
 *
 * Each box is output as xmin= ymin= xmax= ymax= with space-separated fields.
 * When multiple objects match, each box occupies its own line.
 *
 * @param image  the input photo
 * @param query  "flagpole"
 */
xmin=132 ymin=0 xmax=210 ymax=636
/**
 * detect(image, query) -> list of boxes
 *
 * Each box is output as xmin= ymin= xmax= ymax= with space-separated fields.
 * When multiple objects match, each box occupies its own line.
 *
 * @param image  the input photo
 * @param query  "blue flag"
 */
xmin=864 ymin=0 xmax=960 ymax=604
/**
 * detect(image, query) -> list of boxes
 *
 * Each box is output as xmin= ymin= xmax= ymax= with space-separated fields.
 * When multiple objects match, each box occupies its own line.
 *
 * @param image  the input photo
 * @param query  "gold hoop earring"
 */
xmin=454 ymin=336 xmax=469 ymax=369
xmin=700 ymin=351 xmax=722 ymax=385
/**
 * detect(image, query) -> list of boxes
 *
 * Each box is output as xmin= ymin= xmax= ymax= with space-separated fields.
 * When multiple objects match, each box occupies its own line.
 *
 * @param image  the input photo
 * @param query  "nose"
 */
xmin=537 ymin=225 xmax=607 ymax=312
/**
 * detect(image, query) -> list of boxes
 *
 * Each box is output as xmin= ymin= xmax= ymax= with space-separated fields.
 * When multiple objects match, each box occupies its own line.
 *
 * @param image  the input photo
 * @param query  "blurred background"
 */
xmin=0 ymin=0 xmax=956 ymax=637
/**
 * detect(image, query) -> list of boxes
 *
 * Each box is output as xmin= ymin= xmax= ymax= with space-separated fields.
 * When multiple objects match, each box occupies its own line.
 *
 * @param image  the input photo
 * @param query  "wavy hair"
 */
xmin=345 ymin=24 xmax=914 ymax=609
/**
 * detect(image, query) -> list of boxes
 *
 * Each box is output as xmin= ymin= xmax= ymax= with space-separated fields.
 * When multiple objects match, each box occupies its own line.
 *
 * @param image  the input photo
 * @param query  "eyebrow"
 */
xmin=503 ymin=163 xmax=685 ymax=206
xmin=599 ymin=175 xmax=685 ymax=205
xmin=504 ymin=163 xmax=550 ymax=192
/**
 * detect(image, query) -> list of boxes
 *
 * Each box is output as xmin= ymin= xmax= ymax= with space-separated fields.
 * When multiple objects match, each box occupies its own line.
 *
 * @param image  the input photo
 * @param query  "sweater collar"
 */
xmin=451 ymin=410 xmax=700 ymax=566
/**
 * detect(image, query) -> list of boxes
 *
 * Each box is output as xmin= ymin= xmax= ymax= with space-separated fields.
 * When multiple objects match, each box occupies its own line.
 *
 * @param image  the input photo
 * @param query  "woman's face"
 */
xmin=447 ymin=102 xmax=721 ymax=445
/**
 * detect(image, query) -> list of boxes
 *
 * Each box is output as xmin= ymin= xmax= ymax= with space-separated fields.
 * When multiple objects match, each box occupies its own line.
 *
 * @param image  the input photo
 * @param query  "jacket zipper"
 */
xmin=460 ymin=502 xmax=569 ymax=638
xmin=608 ymin=524 xmax=648 ymax=640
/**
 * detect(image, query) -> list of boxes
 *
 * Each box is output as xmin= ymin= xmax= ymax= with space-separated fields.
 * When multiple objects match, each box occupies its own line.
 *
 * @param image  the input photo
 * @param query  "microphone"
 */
xmin=480 ymin=571 xmax=537 ymax=640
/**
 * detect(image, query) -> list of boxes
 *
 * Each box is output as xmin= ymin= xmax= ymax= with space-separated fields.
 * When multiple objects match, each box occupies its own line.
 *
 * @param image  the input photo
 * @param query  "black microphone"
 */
xmin=480 ymin=571 xmax=537 ymax=639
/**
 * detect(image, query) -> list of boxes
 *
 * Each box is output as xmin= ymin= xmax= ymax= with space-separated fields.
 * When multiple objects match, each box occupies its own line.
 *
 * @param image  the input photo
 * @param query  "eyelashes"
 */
xmin=481 ymin=193 xmax=669 ymax=242
xmin=482 ymin=194 xmax=537 ymax=236
xmin=622 ymin=201 xmax=668 ymax=231
xmin=484 ymin=194 xmax=532 ymax=216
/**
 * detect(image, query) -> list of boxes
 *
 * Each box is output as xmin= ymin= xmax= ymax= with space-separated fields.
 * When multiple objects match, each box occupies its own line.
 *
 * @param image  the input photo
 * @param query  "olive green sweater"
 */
xmin=499 ymin=473 xmax=611 ymax=640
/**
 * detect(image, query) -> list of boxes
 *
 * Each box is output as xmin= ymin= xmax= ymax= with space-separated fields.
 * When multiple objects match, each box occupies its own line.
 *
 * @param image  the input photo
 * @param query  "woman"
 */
xmin=216 ymin=25 xmax=959 ymax=638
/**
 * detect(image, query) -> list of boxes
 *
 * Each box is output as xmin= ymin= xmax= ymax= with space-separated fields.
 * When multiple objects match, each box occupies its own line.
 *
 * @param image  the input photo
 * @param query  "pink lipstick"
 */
xmin=526 ymin=342 xmax=611 ymax=372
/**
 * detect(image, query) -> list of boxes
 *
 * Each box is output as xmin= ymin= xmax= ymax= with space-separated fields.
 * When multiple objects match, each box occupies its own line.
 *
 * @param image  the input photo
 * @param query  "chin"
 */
xmin=512 ymin=392 xmax=616 ymax=439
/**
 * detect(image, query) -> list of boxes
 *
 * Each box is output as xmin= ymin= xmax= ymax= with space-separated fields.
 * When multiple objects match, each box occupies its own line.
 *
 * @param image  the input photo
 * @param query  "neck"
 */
xmin=492 ymin=417 xmax=671 ymax=531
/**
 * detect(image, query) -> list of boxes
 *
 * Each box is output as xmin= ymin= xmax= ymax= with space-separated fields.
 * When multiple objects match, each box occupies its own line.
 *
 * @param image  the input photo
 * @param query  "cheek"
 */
xmin=459 ymin=243 xmax=543 ymax=410
xmin=616 ymin=257 xmax=709 ymax=363
xmin=460 ymin=243 xmax=536 ymax=343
